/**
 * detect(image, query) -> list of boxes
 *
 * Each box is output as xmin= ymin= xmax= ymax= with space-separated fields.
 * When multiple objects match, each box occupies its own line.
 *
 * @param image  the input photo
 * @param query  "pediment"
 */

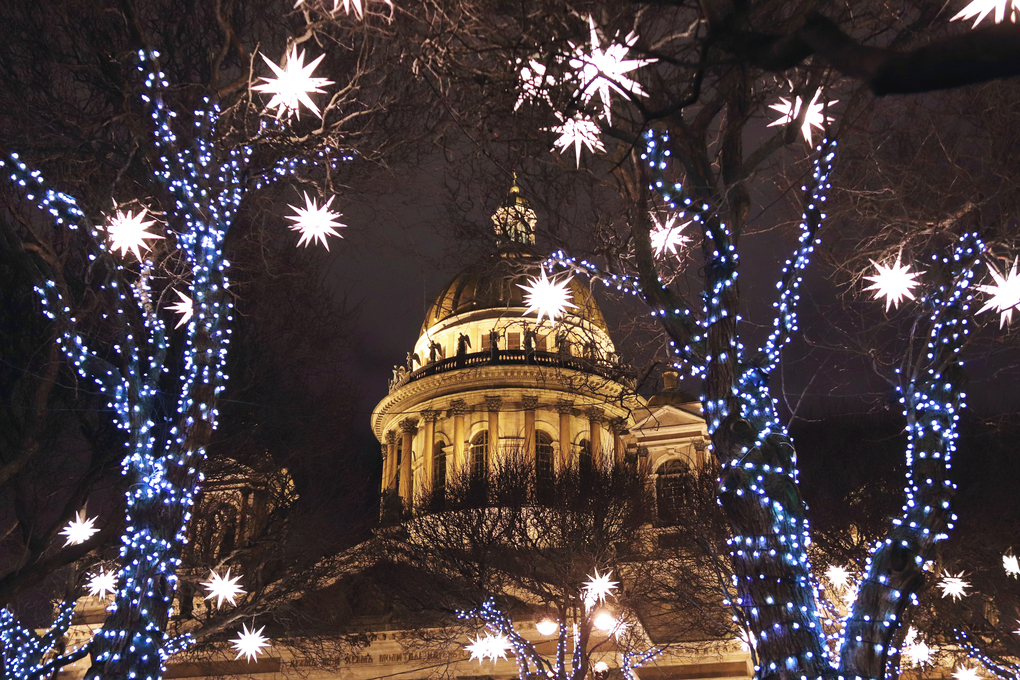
xmin=630 ymin=404 xmax=705 ymax=433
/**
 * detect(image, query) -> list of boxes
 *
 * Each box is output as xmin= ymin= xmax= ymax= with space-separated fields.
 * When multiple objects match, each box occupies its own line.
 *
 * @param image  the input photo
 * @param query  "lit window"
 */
xmin=470 ymin=431 xmax=489 ymax=478
xmin=656 ymin=459 xmax=689 ymax=525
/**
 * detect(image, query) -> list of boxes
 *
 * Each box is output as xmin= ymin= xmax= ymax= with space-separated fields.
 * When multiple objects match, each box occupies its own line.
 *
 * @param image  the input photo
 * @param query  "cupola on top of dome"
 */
xmin=490 ymin=174 xmax=536 ymax=248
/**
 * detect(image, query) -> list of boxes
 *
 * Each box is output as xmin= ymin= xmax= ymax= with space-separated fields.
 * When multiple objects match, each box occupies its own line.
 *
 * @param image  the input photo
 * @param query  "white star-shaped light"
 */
xmin=649 ymin=213 xmax=691 ymax=258
xmin=901 ymin=627 xmax=933 ymax=667
xmin=294 ymin=0 xmax=366 ymax=17
xmin=825 ymin=565 xmax=853 ymax=591
xmin=977 ymin=258 xmax=1020 ymax=328
xmin=953 ymin=666 xmax=982 ymax=680
xmin=939 ymin=571 xmax=971 ymax=600
xmin=203 ymin=568 xmax=246 ymax=608
xmin=167 ymin=290 xmax=193 ymax=329
xmin=582 ymin=569 xmax=618 ymax=608
xmin=546 ymin=114 xmax=605 ymax=167
xmin=516 ymin=58 xmax=558 ymax=111
xmin=232 ymin=623 xmax=271 ymax=662
xmin=286 ymin=192 xmax=346 ymax=250
xmin=519 ymin=270 xmax=577 ymax=325
xmin=106 ymin=208 xmax=163 ymax=261
xmin=864 ymin=255 xmax=922 ymax=311
xmin=465 ymin=632 xmax=511 ymax=663
xmin=951 ymin=0 xmax=1020 ymax=26
xmin=60 ymin=510 xmax=99 ymax=546
xmin=767 ymin=90 xmax=837 ymax=144
xmin=87 ymin=569 xmax=118 ymax=600
xmin=254 ymin=46 xmax=334 ymax=120
xmin=569 ymin=16 xmax=654 ymax=124
xmin=1004 ymin=554 xmax=1020 ymax=577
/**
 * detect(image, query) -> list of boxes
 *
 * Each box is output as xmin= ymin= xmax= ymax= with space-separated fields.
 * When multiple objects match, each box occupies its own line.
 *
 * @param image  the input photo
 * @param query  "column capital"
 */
xmin=556 ymin=399 xmax=574 ymax=415
xmin=609 ymin=418 xmax=627 ymax=434
xmin=450 ymin=398 xmax=469 ymax=415
xmin=385 ymin=430 xmax=397 ymax=445
xmin=400 ymin=417 xmax=419 ymax=434
xmin=693 ymin=436 xmax=707 ymax=452
xmin=421 ymin=409 xmax=441 ymax=423
xmin=484 ymin=395 xmax=503 ymax=412
xmin=586 ymin=407 xmax=604 ymax=422
xmin=521 ymin=395 xmax=539 ymax=411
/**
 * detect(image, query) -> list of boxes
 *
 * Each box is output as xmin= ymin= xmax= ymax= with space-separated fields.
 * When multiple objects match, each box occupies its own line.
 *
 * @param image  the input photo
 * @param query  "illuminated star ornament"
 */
xmin=901 ymin=627 xmax=933 ymax=667
xmin=167 ymin=290 xmax=193 ymax=329
xmin=232 ymin=623 xmax=271 ymax=662
xmin=516 ymin=58 xmax=558 ymax=111
xmin=1004 ymin=553 xmax=1020 ymax=577
xmin=825 ymin=565 xmax=853 ymax=591
xmin=951 ymin=0 xmax=1020 ymax=26
xmin=939 ymin=571 xmax=971 ymax=600
xmin=254 ymin=46 xmax=334 ymax=120
xmin=569 ymin=16 xmax=654 ymax=124
xmin=465 ymin=632 xmax=511 ymax=663
xmin=977 ymin=257 xmax=1020 ymax=328
xmin=547 ymin=114 xmax=605 ymax=167
xmin=106 ymin=208 xmax=163 ymax=261
xmin=60 ymin=510 xmax=99 ymax=546
xmin=286 ymin=192 xmax=346 ymax=250
xmin=767 ymin=90 xmax=837 ymax=144
xmin=203 ymin=568 xmax=246 ymax=608
xmin=649 ymin=213 xmax=691 ymax=258
xmin=519 ymin=270 xmax=577 ymax=325
xmin=864 ymin=255 xmax=921 ymax=311
xmin=953 ymin=666 xmax=982 ymax=680
xmin=582 ymin=568 xmax=618 ymax=607
xmin=87 ymin=569 xmax=119 ymax=600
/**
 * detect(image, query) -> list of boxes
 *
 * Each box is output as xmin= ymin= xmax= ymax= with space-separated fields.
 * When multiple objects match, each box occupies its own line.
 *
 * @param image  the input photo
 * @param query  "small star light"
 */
xmin=977 ymin=258 xmax=1020 ymax=328
xmin=167 ymin=290 xmax=193 ymax=329
xmin=1004 ymin=554 xmax=1020 ymax=577
xmin=939 ymin=571 xmax=971 ymax=600
xmin=901 ymin=627 xmax=933 ymax=667
xmin=519 ymin=270 xmax=577 ymax=325
xmin=582 ymin=568 xmax=618 ymax=607
xmin=87 ymin=569 xmax=118 ymax=600
xmin=232 ymin=623 xmax=271 ymax=662
xmin=546 ymin=114 xmax=605 ymax=167
xmin=465 ymin=633 xmax=511 ymax=663
xmin=649 ymin=213 xmax=691 ymax=258
xmin=254 ymin=46 xmax=334 ymax=120
xmin=951 ymin=0 xmax=1019 ymax=26
xmin=767 ymin=89 xmax=837 ymax=144
xmin=516 ymin=59 xmax=557 ymax=111
xmin=569 ymin=16 xmax=654 ymax=124
xmin=60 ymin=510 xmax=99 ymax=546
xmin=203 ymin=568 xmax=246 ymax=608
xmin=825 ymin=565 xmax=853 ymax=591
xmin=864 ymin=255 xmax=922 ymax=311
xmin=286 ymin=192 xmax=346 ymax=250
xmin=106 ymin=208 xmax=163 ymax=261
xmin=953 ymin=666 xmax=983 ymax=680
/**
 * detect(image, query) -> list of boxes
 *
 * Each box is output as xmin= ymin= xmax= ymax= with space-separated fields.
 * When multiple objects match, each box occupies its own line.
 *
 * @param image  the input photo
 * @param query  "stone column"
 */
xmin=522 ymin=395 xmax=538 ymax=465
xmin=694 ymin=437 xmax=708 ymax=467
xmin=587 ymin=407 xmax=604 ymax=460
xmin=610 ymin=419 xmax=625 ymax=468
xmin=451 ymin=399 xmax=467 ymax=473
xmin=384 ymin=430 xmax=398 ymax=490
xmin=557 ymin=400 xmax=573 ymax=470
xmin=421 ymin=410 xmax=439 ymax=491
xmin=485 ymin=396 xmax=502 ymax=469
xmin=399 ymin=418 xmax=418 ymax=506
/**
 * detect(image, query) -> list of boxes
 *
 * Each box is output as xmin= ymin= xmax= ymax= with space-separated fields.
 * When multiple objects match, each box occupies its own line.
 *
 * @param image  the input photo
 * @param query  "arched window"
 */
xmin=470 ymin=431 xmax=488 ymax=479
xmin=656 ymin=459 xmax=690 ymax=525
xmin=433 ymin=443 xmax=447 ymax=496
xmin=536 ymin=431 xmax=554 ymax=500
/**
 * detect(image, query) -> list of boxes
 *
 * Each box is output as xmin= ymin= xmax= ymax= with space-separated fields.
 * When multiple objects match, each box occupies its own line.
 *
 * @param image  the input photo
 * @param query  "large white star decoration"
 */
xmin=167 ymin=290 xmax=193 ymax=329
xmin=864 ymin=255 xmax=922 ymax=311
xmin=1004 ymin=553 xmax=1020 ymax=577
xmin=286 ymin=192 xmax=346 ymax=250
xmin=582 ymin=568 xmax=618 ymax=607
xmin=254 ymin=46 xmax=334 ymax=120
xmin=767 ymin=89 xmax=837 ymax=144
xmin=516 ymin=58 xmax=558 ymax=111
xmin=569 ymin=16 xmax=654 ymax=124
xmin=977 ymin=258 xmax=1020 ymax=328
xmin=87 ymin=569 xmax=118 ymax=600
xmin=232 ymin=623 xmax=271 ymax=662
xmin=203 ymin=568 xmax=246 ymax=608
xmin=649 ymin=213 xmax=691 ymax=258
xmin=519 ymin=270 xmax=577 ymax=325
xmin=825 ymin=565 xmax=853 ymax=591
xmin=60 ymin=510 xmax=99 ymax=546
xmin=951 ymin=0 xmax=1020 ymax=26
xmin=546 ymin=114 xmax=605 ymax=167
xmin=106 ymin=208 xmax=163 ymax=261
xmin=465 ymin=632 xmax=511 ymax=663
xmin=901 ymin=627 xmax=933 ymax=667
xmin=953 ymin=666 xmax=982 ymax=680
xmin=939 ymin=571 xmax=971 ymax=600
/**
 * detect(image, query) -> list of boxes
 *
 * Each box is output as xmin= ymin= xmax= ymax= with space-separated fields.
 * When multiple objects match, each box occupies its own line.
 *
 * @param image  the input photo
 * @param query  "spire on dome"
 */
xmin=491 ymin=173 xmax=537 ymax=247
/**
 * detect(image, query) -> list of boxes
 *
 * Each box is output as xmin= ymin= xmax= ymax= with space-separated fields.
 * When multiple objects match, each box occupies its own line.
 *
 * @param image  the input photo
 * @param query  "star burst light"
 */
xmin=232 ymin=623 xmax=271 ymax=662
xmin=951 ymin=0 xmax=1020 ymax=26
xmin=977 ymin=257 xmax=1020 ymax=328
xmin=519 ymin=270 xmax=577 ymax=325
xmin=825 ymin=564 xmax=853 ymax=591
xmin=167 ymin=289 xmax=193 ymax=329
xmin=254 ymin=46 xmax=334 ymax=120
xmin=939 ymin=571 xmax=971 ymax=600
xmin=569 ymin=16 xmax=654 ymax=124
xmin=203 ymin=568 xmax=246 ymax=608
xmin=1004 ymin=554 xmax=1020 ymax=577
xmin=465 ymin=632 xmax=511 ymax=663
xmin=106 ymin=208 xmax=163 ymax=260
xmin=767 ymin=89 xmax=837 ymax=144
xmin=87 ymin=569 xmax=118 ymax=600
xmin=901 ymin=627 xmax=933 ymax=667
xmin=546 ymin=114 xmax=605 ymax=167
xmin=286 ymin=192 xmax=346 ymax=250
xmin=582 ymin=568 xmax=618 ymax=607
xmin=954 ymin=666 xmax=983 ymax=680
xmin=60 ymin=510 xmax=99 ymax=546
xmin=516 ymin=58 xmax=558 ymax=111
xmin=864 ymin=255 xmax=922 ymax=311
xmin=649 ymin=213 xmax=691 ymax=258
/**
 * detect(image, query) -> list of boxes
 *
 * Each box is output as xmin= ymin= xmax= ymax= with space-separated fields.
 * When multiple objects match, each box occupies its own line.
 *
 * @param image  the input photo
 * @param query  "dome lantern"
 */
xmin=491 ymin=173 xmax=536 ymax=247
